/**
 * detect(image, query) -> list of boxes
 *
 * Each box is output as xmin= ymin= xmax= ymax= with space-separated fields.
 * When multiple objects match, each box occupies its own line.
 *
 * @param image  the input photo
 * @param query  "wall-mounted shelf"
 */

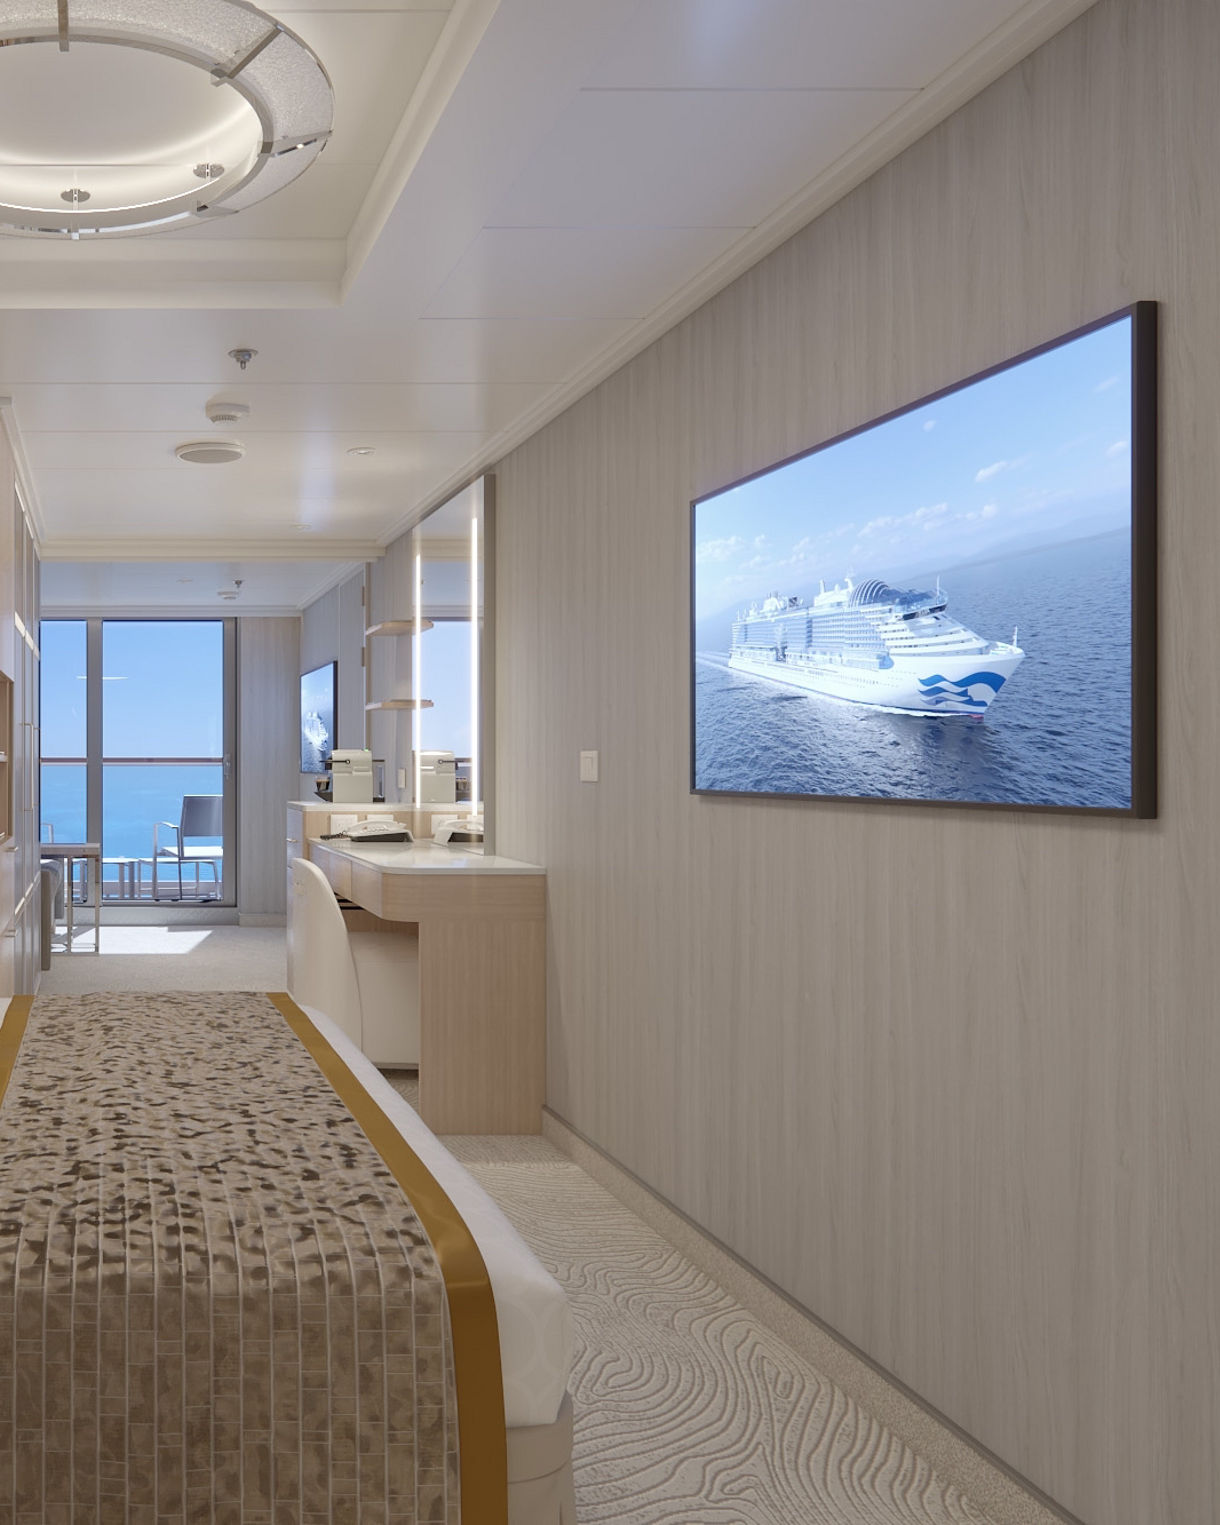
xmin=365 ymin=699 xmax=434 ymax=711
xmin=365 ymin=619 xmax=433 ymax=637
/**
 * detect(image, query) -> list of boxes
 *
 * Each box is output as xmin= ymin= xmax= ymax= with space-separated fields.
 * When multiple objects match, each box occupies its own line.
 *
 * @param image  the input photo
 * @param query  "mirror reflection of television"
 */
xmin=300 ymin=662 xmax=337 ymax=775
xmin=691 ymin=303 xmax=1156 ymax=815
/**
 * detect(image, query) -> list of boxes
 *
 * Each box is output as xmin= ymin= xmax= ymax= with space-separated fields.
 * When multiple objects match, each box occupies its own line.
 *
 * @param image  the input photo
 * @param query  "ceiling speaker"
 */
xmin=175 ymin=440 xmax=245 ymax=465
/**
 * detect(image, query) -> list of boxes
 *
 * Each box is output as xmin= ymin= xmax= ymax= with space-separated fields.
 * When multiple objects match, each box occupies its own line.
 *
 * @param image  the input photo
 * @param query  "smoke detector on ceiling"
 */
xmin=205 ymin=400 xmax=250 ymax=426
xmin=175 ymin=440 xmax=245 ymax=465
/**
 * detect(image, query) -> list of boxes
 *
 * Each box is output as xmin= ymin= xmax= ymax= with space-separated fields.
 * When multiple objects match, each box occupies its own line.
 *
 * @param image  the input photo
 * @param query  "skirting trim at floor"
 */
xmin=541 ymin=1107 xmax=1080 ymax=1525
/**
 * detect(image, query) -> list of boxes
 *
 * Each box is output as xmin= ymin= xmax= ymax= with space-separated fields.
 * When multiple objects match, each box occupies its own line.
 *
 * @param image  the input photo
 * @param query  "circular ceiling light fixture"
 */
xmin=176 ymin=439 xmax=245 ymax=464
xmin=0 ymin=2 xmax=333 ymax=239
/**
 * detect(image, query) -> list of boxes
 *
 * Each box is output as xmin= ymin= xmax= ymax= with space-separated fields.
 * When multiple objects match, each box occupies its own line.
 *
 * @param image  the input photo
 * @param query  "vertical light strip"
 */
xmin=413 ymin=551 xmax=422 ymax=808
xmin=470 ymin=515 xmax=479 ymax=814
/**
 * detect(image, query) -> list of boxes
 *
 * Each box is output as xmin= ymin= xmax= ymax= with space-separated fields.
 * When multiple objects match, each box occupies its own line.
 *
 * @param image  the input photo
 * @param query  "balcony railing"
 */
xmin=41 ymin=757 xmax=225 ymax=902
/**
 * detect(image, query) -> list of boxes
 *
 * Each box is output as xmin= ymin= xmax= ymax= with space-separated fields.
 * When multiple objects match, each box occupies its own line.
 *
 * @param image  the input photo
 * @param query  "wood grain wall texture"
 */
xmin=237 ymin=617 xmax=300 ymax=915
xmin=491 ymin=2 xmax=1218 ymax=1523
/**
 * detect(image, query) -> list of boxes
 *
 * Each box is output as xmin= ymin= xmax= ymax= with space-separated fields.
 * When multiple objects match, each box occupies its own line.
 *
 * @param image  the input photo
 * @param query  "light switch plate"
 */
xmin=579 ymin=750 xmax=599 ymax=783
xmin=397 ymin=768 xmax=407 ymax=789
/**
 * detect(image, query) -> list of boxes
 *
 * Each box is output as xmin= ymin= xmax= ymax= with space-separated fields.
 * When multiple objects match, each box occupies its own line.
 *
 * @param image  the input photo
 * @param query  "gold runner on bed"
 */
xmin=0 ymin=991 xmax=507 ymax=1525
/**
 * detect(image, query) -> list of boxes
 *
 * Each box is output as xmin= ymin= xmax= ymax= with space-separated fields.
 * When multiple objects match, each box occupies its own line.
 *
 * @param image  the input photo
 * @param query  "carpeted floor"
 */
xmin=36 ymin=926 xmax=287 ymax=993
xmin=443 ymin=1136 xmax=998 ymax=1525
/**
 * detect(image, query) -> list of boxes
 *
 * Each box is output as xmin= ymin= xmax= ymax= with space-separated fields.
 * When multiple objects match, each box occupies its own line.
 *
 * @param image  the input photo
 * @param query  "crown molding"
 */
xmin=0 ymin=239 xmax=344 ymax=309
xmin=40 ymin=602 xmax=308 ymax=618
xmin=39 ymin=538 xmax=386 ymax=562
xmin=341 ymin=0 xmax=501 ymax=300
xmin=376 ymin=0 xmax=1100 ymax=545
xmin=0 ymin=397 xmax=47 ymax=547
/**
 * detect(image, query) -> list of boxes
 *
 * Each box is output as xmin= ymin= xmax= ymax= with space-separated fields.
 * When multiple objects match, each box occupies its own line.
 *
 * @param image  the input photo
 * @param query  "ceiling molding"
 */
xmin=0 ymin=397 xmax=47 ymax=547
xmin=40 ymin=538 xmax=386 ymax=563
xmin=375 ymin=0 xmax=1101 ymax=546
xmin=412 ymin=536 xmax=475 ymax=561
xmin=0 ymin=240 xmax=345 ymax=310
xmin=341 ymin=0 xmax=502 ymax=300
xmin=40 ymin=603 xmax=308 ymax=618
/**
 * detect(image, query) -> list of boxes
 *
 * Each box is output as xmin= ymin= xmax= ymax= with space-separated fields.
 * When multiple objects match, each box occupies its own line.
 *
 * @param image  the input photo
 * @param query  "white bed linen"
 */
xmin=297 ymin=1003 xmax=573 ymax=1429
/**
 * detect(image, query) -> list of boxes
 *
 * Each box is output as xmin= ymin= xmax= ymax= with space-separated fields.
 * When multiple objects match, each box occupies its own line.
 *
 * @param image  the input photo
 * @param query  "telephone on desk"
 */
xmin=320 ymin=820 xmax=414 ymax=844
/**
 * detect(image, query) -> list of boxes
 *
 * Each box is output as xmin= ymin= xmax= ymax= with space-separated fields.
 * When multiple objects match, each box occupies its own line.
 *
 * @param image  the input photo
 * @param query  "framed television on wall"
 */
xmin=690 ymin=302 xmax=1157 ymax=816
xmin=300 ymin=661 xmax=337 ymax=775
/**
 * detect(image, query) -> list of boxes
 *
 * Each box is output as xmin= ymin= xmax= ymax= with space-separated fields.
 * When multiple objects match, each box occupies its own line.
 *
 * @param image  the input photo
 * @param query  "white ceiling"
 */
xmin=2 ymin=0 xmax=1098 ymax=606
xmin=40 ymin=559 xmax=361 ymax=616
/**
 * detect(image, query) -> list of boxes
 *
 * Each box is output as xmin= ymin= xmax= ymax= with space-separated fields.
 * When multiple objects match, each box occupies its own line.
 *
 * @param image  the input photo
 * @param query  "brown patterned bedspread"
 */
xmin=0 ymin=992 xmax=460 ymax=1524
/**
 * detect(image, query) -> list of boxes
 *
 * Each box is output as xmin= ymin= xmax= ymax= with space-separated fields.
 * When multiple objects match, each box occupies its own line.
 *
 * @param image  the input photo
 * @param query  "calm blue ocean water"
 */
xmin=693 ymin=530 xmax=1132 ymax=809
xmin=40 ymin=764 xmax=223 ymax=884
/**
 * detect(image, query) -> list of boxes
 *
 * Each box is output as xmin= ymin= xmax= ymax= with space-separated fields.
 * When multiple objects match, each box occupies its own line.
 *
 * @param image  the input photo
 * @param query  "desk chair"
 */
xmin=153 ymin=794 xmax=223 ymax=901
xmin=287 ymin=857 xmax=419 ymax=1066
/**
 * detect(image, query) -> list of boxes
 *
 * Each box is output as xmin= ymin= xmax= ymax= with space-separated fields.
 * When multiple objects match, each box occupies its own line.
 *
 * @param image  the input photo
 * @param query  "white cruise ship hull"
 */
xmin=727 ymin=645 xmax=1024 ymax=715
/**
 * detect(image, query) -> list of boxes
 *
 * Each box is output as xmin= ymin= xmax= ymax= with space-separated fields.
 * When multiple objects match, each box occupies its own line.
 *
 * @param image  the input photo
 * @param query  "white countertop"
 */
xmin=289 ymin=800 xmax=415 ymax=812
xmin=312 ymin=839 xmax=544 ymax=875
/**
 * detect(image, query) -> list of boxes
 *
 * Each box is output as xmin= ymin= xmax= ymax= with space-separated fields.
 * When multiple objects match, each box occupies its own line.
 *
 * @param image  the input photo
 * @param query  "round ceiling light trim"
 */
xmin=0 ymin=2 xmax=333 ymax=239
xmin=176 ymin=439 xmax=245 ymax=465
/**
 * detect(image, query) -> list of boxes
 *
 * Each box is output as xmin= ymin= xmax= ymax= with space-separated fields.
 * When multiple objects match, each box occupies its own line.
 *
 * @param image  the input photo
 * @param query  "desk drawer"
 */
xmin=319 ymin=850 xmax=351 ymax=899
xmin=286 ymin=808 xmax=305 ymax=865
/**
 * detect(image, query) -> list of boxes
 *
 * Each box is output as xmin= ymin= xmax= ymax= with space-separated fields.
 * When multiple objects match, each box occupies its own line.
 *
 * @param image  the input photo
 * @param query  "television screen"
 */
xmin=300 ymin=661 xmax=336 ymax=775
xmin=691 ymin=304 xmax=1156 ymax=815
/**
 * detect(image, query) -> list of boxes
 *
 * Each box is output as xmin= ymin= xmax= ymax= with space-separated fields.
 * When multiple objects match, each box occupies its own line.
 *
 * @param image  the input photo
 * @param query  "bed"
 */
xmin=0 ymin=991 xmax=575 ymax=1524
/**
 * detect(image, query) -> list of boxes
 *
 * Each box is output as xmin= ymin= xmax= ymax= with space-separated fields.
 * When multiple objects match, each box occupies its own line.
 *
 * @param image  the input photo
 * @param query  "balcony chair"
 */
xmin=286 ymin=857 xmax=419 ymax=1067
xmin=152 ymin=794 xmax=224 ymax=902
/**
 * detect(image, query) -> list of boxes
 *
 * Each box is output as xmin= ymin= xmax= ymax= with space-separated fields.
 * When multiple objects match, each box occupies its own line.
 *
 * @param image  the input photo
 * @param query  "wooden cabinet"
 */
xmin=287 ymin=805 xmax=547 ymax=1132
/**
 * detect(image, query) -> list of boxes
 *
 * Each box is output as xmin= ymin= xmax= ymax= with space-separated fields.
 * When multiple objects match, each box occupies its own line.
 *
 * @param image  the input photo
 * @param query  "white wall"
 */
xmin=491 ymin=2 xmax=1219 ymax=1523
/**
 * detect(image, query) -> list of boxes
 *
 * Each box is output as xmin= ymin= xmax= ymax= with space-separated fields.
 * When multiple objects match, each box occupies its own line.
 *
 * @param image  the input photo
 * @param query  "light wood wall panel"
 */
xmin=298 ymin=571 xmax=366 ymax=798
xmin=491 ymin=2 xmax=1218 ymax=1523
xmin=238 ymin=617 xmax=300 ymax=915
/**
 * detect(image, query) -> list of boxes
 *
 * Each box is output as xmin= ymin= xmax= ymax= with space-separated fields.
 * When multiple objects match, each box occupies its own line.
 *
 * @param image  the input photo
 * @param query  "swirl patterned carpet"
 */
xmin=441 ymin=1138 xmax=997 ymax=1525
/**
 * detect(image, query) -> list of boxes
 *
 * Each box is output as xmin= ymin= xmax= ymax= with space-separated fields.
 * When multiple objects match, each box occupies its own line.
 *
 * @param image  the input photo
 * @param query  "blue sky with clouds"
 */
xmin=694 ymin=315 xmax=1133 ymax=619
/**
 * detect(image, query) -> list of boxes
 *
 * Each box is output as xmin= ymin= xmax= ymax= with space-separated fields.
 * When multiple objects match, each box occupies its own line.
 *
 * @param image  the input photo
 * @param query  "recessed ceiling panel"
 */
xmin=488 ymin=86 xmax=915 ymax=230
xmin=164 ymin=161 xmax=371 ymax=241
xmin=274 ymin=10 xmax=451 ymax=168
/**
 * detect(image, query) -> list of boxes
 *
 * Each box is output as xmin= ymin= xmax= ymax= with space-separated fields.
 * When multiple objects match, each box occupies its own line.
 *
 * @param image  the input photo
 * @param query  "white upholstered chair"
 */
xmin=286 ymin=857 xmax=420 ymax=1066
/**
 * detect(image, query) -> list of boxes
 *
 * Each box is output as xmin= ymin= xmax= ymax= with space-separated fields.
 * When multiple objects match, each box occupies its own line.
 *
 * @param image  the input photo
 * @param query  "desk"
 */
xmin=39 ymin=842 xmax=101 ymax=952
xmin=297 ymin=838 xmax=546 ymax=1134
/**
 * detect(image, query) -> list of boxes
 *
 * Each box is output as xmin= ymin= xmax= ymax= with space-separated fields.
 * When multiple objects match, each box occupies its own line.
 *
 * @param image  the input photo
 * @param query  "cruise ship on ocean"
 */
xmin=728 ymin=577 xmax=1024 ymax=715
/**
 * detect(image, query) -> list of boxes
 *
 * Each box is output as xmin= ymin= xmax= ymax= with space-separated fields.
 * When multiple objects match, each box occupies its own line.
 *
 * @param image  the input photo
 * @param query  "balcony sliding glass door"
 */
xmin=41 ymin=619 xmax=236 ymax=904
